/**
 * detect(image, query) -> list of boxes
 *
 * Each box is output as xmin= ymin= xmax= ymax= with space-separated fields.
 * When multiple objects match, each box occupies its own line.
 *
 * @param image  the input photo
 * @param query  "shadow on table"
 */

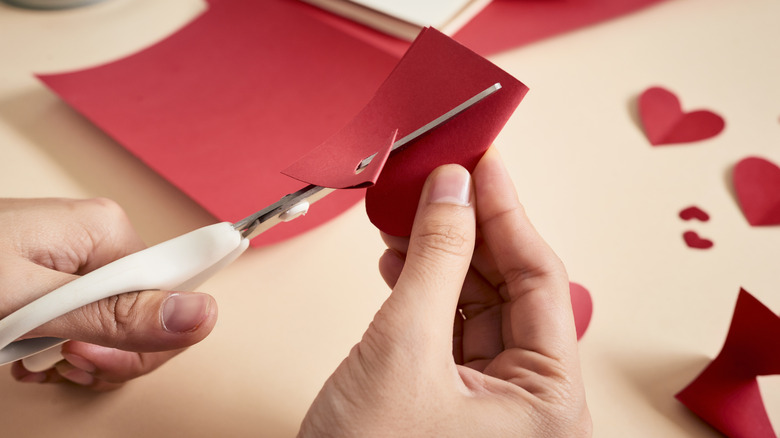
xmin=618 ymin=351 xmax=724 ymax=437
xmin=0 ymin=370 xmax=299 ymax=437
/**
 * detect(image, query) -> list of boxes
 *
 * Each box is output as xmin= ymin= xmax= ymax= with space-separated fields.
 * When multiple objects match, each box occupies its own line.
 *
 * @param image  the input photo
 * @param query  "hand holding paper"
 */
xmin=299 ymin=148 xmax=591 ymax=437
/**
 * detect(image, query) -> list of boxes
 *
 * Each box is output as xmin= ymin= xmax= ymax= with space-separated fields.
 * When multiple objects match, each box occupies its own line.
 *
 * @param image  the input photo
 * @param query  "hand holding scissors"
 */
xmin=0 ymin=85 xmax=500 ymax=380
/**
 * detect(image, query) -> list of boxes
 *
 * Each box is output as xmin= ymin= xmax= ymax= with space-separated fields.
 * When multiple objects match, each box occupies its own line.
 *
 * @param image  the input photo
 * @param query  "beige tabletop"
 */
xmin=1 ymin=0 xmax=779 ymax=436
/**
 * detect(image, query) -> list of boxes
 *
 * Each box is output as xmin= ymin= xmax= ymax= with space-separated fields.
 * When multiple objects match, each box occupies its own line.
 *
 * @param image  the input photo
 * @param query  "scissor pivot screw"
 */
xmin=280 ymin=201 xmax=310 ymax=222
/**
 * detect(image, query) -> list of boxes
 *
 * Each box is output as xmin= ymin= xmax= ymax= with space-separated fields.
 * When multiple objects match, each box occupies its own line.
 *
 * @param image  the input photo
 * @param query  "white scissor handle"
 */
xmin=0 ymin=222 xmax=249 ymax=371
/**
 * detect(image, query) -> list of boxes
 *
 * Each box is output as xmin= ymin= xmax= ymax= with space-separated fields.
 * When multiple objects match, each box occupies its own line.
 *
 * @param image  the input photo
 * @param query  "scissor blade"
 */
xmin=356 ymin=83 xmax=502 ymax=171
xmin=234 ymin=82 xmax=502 ymax=240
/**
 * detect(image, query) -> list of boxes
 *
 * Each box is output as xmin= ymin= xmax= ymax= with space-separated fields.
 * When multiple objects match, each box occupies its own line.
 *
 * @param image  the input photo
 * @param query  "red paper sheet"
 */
xmin=733 ymin=156 xmax=780 ymax=226
xmin=38 ymin=0 xmax=399 ymax=245
xmin=676 ymin=289 xmax=780 ymax=438
xmin=454 ymin=0 xmax=669 ymax=55
xmin=39 ymin=0 xmax=667 ymax=245
xmin=638 ymin=86 xmax=725 ymax=146
xmin=297 ymin=0 xmax=669 ymax=57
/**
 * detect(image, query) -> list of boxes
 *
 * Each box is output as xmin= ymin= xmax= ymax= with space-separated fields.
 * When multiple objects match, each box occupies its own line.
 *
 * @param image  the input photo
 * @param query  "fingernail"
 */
xmin=21 ymin=372 xmax=47 ymax=383
xmin=62 ymin=368 xmax=94 ymax=386
xmin=429 ymin=165 xmax=471 ymax=206
xmin=62 ymin=353 xmax=96 ymax=373
xmin=161 ymin=293 xmax=210 ymax=333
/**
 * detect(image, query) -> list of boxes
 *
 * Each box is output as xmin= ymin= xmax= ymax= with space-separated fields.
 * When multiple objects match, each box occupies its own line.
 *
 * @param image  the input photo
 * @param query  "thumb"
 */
xmin=380 ymin=164 xmax=475 ymax=355
xmin=29 ymin=290 xmax=217 ymax=352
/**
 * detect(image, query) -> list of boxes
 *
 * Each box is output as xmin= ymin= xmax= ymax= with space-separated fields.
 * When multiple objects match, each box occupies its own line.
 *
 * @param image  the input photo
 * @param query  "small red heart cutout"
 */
xmin=679 ymin=206 xmax=710 ymax=221
xmin=569 ymin=282 xmax=593 ymax=340
xmin=733 ymin=156 xmax=780 ymax=226
xmin=683 ymin=231 xmax=714 ymax=250
xmin=638 ymin=86 xmax=725 ymax=146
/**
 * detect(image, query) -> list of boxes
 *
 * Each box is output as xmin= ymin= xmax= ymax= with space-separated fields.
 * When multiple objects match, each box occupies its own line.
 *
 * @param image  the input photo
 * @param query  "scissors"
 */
xmin=0 ymin=83 xmax=501 ymax=372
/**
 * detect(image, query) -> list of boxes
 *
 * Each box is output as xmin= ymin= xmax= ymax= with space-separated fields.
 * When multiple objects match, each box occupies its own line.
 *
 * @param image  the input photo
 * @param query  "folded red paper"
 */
xmin=676 ymin=289 xmax=780 ymax=438
xmin=284 ymin=28 xmax=528 ymax=236
xmin=363 ymin=29 xmax=527 ymax=236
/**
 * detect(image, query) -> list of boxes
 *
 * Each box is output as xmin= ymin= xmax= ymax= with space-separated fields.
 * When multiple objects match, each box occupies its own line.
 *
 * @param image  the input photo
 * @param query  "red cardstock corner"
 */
xmin=676 ymin=289 xmax=780 ymax=438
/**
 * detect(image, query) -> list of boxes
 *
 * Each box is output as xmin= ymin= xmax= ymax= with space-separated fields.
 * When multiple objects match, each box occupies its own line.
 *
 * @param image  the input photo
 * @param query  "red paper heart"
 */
xmin=683 ymin=231 xmax=714 ymax=250
xmin=638 ymin=87 xmax=725 ymax=146
xmin=733 ymin=157 xmax=780 ymax=226
xmin=679 ymin=206 xmax=710 ymax=222
xmin=569 ymin=282 xmax=593 ymax=340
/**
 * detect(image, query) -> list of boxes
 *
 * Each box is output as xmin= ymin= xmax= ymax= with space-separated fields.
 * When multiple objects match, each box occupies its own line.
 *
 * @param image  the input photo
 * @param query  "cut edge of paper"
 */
xmin=282 ymin=129 xmax=397 ymax=189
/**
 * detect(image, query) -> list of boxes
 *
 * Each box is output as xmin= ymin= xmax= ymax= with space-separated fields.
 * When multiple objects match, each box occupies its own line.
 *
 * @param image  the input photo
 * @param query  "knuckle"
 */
xmin=90 ymin=292 xmax=143 ymax=344
xmin=503 ymin=253 xmax=567 ymax=289
xmin=415 ymin=221 xmax=472 ymax=259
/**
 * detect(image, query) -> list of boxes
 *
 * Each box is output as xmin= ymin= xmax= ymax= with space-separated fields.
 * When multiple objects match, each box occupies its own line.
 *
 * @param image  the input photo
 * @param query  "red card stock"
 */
xmin=638 ymin=87 xmax=725 ymax=146
xmin=298 ymin=0 xmax=668 ymax=57
xmin=454 ymin=0 xmax=668 ymax=55
xmin=679 ymin=206 xmax=710 ymax=222
xmin=682 ymin=231 xmax=713 ymax=250
xmin=733 ymin=157 xmax=780 ymax=226
xmin=358 ymin=28 xmax=527 ymax=236
xmin=35 ymin=0 xmax=664 ymax=245
xmin=38 ymin=0 xmax=399 ymax=246
xmin=569 ymin=282 xmax=593 ymax=341
xmin=676 ymin=289 xmax=780 ymax=438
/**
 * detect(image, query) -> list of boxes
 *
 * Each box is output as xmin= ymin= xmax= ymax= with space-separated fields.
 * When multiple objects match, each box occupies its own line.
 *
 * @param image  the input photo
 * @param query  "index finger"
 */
xmin=472 ymin=147 xmax=577 ymax=361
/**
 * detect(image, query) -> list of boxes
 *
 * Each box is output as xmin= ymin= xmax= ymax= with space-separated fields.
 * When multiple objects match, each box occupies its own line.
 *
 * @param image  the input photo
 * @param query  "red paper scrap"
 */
xmin=682 ymin=231 xmax=713 ymax=250
xmin=569 ymin=282 xmax=593 ymax=341
xmin=638 ymin=87 xmax=725 ymax=146
xmin=733 ymin=156 xmax=780 ymax=226
xmin=679 ymin=206 xmax=710 ymax=222
xmin=38 ymin=0 xmax=399 ymax=246
xmin=283 ymin=128 xmax=397 ymax=189
xmin=297 ymin=0 xmax=669 ymax=57
xmin=361 ymin=28 xmax=528 ymax=236
xmin=676 ymin=289 xmax=780 ymax=438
